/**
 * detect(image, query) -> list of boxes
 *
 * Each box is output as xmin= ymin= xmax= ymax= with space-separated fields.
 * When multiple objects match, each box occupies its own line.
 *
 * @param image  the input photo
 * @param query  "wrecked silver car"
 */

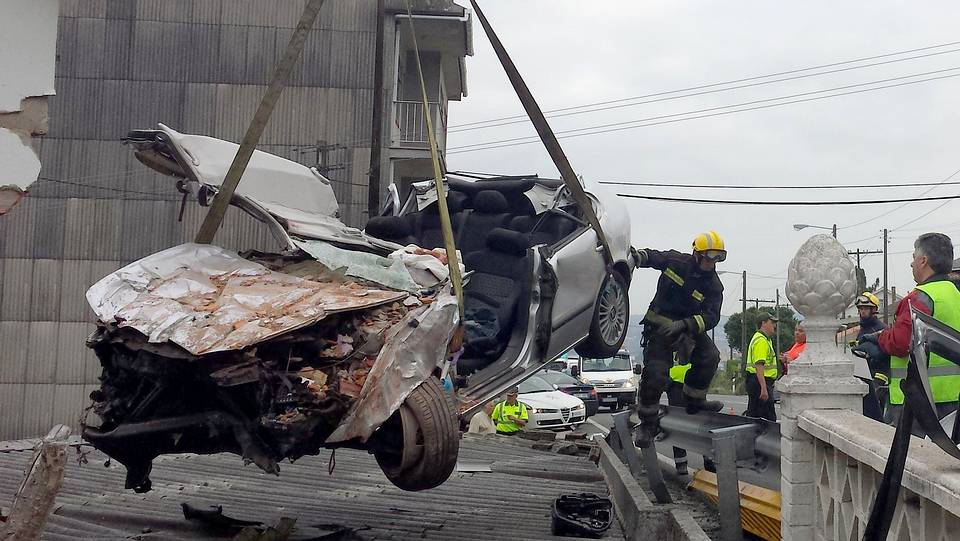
xmin=81 ymin=124 xmax=634 ymax=493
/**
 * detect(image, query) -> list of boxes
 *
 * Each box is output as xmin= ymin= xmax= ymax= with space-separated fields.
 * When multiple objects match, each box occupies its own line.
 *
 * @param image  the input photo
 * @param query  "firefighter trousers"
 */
xmin=639 ymin=331 xmax=720 ymax=408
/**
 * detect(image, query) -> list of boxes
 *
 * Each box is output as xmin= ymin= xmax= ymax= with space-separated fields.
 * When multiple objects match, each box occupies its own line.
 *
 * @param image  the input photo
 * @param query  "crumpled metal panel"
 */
xmin=326 ymin=288 xmax=459 ymax=443
xmin=294 ymin=239 xmax=420 ymax=293
xmin=86 ymin=243 xmax=406 ymax=355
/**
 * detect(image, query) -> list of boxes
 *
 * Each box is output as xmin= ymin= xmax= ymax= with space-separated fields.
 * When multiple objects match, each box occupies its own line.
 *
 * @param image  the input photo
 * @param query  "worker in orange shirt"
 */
xmin=780 ymin=324 xmax=806 ymax=375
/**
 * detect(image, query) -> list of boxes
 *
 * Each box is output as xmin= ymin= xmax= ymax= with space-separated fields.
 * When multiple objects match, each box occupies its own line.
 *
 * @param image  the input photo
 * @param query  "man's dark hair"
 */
xmin=915 ymin=233 xmax=954 ymax=274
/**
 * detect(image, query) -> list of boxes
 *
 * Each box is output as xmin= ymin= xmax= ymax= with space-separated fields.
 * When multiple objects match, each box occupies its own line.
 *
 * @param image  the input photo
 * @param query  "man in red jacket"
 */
xmin=860 ymin=233 xmax=960 ymax=426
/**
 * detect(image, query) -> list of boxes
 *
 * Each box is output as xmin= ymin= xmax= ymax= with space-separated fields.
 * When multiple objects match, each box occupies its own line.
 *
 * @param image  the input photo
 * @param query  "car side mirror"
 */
xmin=633 ymin=363 xmax=643 ymax=375
xmin=570 ymin=366 xmax=580 ymax=378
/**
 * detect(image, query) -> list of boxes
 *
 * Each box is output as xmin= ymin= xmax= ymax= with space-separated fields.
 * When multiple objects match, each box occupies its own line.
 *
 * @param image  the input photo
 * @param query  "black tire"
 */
xmin=374 ymin=377 xmax=460 ymax=491
xmin=575 ymin=270 xmax=630 ymax=359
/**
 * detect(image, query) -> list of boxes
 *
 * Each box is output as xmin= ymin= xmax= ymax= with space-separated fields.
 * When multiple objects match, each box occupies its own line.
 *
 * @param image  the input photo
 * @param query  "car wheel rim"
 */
xmin=598 ymin=276 xmax=627 ymax=345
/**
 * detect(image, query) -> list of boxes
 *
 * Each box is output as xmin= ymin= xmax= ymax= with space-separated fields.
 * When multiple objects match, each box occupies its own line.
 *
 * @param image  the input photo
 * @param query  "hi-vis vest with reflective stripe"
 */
xmin=889 ymin=280 xmax=960 ymax=405
xmin=746 ymin=331 xmax=778 ymax=378
xmin=670 ymin=362 xmax=692 ymax=383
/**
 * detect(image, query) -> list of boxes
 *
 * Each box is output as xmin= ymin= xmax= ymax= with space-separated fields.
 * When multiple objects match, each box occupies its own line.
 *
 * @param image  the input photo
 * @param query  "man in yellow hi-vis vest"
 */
xmin=745 ymin=313 xmax=778 ymax=421
xmin=491 ymin=387 xmax=528 ymax=435
xmin=860 ymin=233 xmax=960 ymax=428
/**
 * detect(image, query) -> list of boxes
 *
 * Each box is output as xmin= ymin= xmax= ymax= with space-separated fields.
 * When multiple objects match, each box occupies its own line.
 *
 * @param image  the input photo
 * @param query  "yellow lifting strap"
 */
xmin=403 ymin=1 xmax=464 ymax=318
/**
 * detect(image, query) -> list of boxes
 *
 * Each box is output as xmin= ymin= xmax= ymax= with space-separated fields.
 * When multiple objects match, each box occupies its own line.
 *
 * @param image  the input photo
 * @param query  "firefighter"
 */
xmin=852 ymin=292 xmax=889 ymax=421
xmin=631 ymin=231 xmax=726 ymax=448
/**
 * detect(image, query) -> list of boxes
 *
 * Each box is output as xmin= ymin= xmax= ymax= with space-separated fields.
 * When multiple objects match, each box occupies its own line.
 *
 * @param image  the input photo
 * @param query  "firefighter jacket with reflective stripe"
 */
xmin=638 ymin=249 xmax=723 ymax=334
xmin=746 ymin=330 xmax=778 ymax=378
xmin=670 ymin=362 xmax=692 ymax=384
xmin=889 ymin=279 xmax=960 ymax=404
xmin=491 ymin=401 xmax=528 ymax=434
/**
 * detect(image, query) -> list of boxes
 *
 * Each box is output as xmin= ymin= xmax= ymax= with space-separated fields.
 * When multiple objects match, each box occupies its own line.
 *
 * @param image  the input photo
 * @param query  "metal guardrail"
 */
xmin=607 ymin=406 xmax=782 ymax=541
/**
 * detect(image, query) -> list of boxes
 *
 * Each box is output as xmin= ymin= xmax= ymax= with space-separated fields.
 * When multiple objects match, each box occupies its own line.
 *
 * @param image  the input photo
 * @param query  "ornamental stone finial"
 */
xmin=785 ymin=234 xmax=858 ymax=318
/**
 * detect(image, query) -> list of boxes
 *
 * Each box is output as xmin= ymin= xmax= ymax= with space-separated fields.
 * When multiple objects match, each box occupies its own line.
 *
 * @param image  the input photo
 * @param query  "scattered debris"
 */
xmin=181 ymin=503 xmax=262 ymax=533
xmin=550 ymin=493 xmax=613 ymax=538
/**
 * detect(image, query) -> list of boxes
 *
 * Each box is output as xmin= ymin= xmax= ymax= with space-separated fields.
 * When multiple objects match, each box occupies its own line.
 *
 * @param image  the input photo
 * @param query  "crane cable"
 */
xmin=403 ymin=0 xmax=464 ymax=318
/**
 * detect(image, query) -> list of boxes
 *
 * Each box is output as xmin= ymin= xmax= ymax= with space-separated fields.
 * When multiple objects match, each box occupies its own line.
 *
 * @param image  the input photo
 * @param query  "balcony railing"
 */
xmin=392 ymin=100 xmax=447 ymax=151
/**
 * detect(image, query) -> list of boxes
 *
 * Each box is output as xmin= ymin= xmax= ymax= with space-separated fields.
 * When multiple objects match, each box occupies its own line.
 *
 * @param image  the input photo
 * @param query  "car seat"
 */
xmin=458 ymin=228 xmax=531 ymax=374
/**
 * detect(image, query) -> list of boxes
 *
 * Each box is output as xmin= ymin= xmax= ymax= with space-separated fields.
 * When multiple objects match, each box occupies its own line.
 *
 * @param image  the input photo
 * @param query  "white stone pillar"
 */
xmin=777 ymin=235 xmax=867 ymax=541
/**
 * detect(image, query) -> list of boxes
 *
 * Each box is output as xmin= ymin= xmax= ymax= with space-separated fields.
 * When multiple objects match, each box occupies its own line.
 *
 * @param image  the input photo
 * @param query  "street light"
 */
xmin=793 ymin=223 xmax=837 ymax=238
xmin=717 ymin=270 xmax=748 ymax=377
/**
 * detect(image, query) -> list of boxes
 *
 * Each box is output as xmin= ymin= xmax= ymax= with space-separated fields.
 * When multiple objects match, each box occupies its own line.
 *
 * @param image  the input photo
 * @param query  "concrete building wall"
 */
xmin=0 ymin=0 xmax=469 ymax=440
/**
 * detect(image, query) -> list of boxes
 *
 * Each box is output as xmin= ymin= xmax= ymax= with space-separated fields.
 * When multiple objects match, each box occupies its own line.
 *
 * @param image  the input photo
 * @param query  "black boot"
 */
xmin=685 ymin=397 xmax=724 ymax=414
xmin=633 ymin=405 xmax=660 ymax=448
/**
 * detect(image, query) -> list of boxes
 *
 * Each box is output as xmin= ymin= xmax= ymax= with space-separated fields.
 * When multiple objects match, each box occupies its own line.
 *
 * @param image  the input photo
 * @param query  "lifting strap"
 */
xmin=403 ymin=1 xmax=464 ymax=318
xmin=469 ymin=0 xmax=613 ymax=265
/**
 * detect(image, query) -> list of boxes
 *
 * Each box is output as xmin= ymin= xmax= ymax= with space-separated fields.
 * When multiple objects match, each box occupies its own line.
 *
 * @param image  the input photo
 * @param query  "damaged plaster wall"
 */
xmin=0 ymin=0 xmax=59 ymax=215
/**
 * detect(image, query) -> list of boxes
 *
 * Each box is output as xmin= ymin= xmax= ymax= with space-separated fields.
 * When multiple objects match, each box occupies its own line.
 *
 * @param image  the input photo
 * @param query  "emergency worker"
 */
xmin=745 ymin=313 xmax=778 ymax=421
xmin=491 ymin=387 xmax=528 ymax=435
xmin=852 ymin=292 xmax=888 ymax=421
xmin=631 ymin=231 xmax=726 ymax=447
xmin=861 ymin=233 xmax=960 ymax=428
xmin=667 ymin=359 xmax=692 ymax=475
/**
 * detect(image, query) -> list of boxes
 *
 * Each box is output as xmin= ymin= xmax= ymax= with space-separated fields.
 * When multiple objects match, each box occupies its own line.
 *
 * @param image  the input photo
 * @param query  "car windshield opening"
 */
xmin=581 ymin=356 xmax=632 ymax=372
xmin=540 ymin=371 xmax=577 ymax=385
xmin=519 ymin=375 xmax=555 ymax=394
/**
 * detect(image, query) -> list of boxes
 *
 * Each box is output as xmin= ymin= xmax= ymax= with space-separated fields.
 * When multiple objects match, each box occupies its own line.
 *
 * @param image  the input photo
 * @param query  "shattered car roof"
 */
xmin=86 ymin=243 xmax=407 ymax=355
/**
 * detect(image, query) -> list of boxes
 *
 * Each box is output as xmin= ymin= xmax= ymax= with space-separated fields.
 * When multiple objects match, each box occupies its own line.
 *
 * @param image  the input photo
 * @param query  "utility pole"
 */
xmin=367 ymin=0 xmax=386 ymax=219
xmin=832 ymin=224 xmax=837 ymax=238
xmin=848 ymin=247 xmax=884 ymax=294
xmin=775 ymin=289 xmax=781 ymax=356
xmin=740 ymin=298 xmax=776 ymax=310
xmin=740 ymin=271 xmax=747 ymax=376
xmin=883 ymin=228 xmax=889 ymax=324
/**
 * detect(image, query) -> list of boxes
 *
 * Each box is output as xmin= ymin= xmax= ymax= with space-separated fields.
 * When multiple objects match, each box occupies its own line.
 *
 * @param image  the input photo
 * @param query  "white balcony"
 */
xmin=392 ymin=100 xmax=447 ymax=152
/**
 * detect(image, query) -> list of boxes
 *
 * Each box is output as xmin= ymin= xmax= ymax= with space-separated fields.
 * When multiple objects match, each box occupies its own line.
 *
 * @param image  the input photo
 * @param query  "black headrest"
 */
xmin=474 ymin=190 xmax=509 ymax=214
xmin=365 ymin=216 xmax=412 ymax=240
xmin=447 ymin=191 xmax=469 ymax=212
xmin=486 ymin=228 xmax=529 ymax=255
xmin=508 ymin=215 xmax=534 ymax=233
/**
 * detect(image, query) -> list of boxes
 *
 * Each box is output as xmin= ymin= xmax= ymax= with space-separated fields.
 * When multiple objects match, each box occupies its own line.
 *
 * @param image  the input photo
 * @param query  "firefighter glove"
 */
xmin=658 ymin=320 xmax=688 ymax=339
xmin=859 ymin=332 xmax=879 ymax=344
xmin=631 ymin=248 xmax=649 ymax=267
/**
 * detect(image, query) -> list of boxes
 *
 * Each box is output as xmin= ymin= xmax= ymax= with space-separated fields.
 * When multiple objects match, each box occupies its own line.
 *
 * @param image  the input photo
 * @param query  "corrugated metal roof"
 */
xmin=0 ymin=435 xmax=624 ymax=541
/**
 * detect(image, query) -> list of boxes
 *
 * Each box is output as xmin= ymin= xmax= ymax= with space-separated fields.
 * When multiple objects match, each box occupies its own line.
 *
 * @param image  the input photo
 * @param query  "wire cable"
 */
xmin=450 ymin=40 xmax=960 ymax=129
xmin=599 ymin=178 xmax=960 ymax=190
xmin=616 ymin=193 xmax=960 ymax=206
xmin=447 ymin=69 xmax=960 ymax=154
xmin=840 ymin=168 xmax=960 ymax=231
xmin=450 ymin=47 xmax=960 ymax=133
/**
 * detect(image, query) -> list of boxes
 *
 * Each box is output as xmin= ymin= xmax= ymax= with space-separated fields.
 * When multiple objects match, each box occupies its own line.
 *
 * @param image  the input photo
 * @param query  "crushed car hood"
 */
xmin=125 ymin=124 xmax=401 ymax=252
xmin=86 ymin=243 xmax=407 ymax=355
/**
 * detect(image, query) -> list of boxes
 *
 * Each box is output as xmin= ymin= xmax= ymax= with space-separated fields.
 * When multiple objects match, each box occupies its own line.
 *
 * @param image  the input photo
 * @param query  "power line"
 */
xmin=616 ymin=193 xmax=960 ymax=206
xmin=599 ymin=178 xmax=960 ymax=190
xmin=840 ymin=168 xmax=960 ymax=231
xmin=447 ymin=69 xmax=960 ymax=154
xmin=449 ymin=46 xmax=960 ymax=133
xmin=450 ymin=39 xmax=960 ymax=129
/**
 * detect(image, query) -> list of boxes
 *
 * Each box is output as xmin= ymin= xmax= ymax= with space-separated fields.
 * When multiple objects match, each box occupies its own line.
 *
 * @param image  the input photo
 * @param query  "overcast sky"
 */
xmin=446 ymin=0 xmax=960 ymax=318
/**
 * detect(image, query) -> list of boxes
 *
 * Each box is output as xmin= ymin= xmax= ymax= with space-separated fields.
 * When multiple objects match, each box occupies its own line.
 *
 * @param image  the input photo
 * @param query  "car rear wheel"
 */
xmin=373 ymin=377 xmax=459 ymax=491
xmin=575 ymin=270 xmax=629 ymax=359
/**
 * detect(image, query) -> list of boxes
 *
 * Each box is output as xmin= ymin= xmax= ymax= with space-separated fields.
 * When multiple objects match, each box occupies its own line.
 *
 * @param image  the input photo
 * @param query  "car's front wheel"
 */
xmin=575 ymin=270 xmax=629 ymax=359
xmin=372 ymin=377 xmax=459 ymax=491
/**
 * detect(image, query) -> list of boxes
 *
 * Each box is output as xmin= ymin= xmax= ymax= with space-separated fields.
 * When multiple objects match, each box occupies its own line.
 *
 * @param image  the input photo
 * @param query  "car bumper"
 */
xmin=529 ymin=410 xmax=588 ymax=430
xmin=597 ymin=390 xmax=636 ymax=407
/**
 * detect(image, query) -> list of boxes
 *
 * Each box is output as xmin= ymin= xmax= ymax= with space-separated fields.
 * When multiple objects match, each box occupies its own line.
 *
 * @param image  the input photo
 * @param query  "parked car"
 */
xmin=539 ymin=369 xmax=599 ymax=417
xmin=575 ymin=350 xmax=638 ymax=411
xmin=80 ymin=125 xmax=635 ymax=494
xmin=518 ymin=375 xmax=587 ymax=430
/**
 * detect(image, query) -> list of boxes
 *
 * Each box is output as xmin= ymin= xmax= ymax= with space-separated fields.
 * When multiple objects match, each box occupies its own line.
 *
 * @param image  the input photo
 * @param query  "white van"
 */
xmin=571 ymin=349 xmax=638 ymax=411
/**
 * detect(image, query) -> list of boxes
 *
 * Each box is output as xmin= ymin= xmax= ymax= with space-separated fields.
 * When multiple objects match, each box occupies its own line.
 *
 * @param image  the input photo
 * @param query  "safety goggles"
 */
xmin=700 ymin=249 xmax=727 ymax=262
